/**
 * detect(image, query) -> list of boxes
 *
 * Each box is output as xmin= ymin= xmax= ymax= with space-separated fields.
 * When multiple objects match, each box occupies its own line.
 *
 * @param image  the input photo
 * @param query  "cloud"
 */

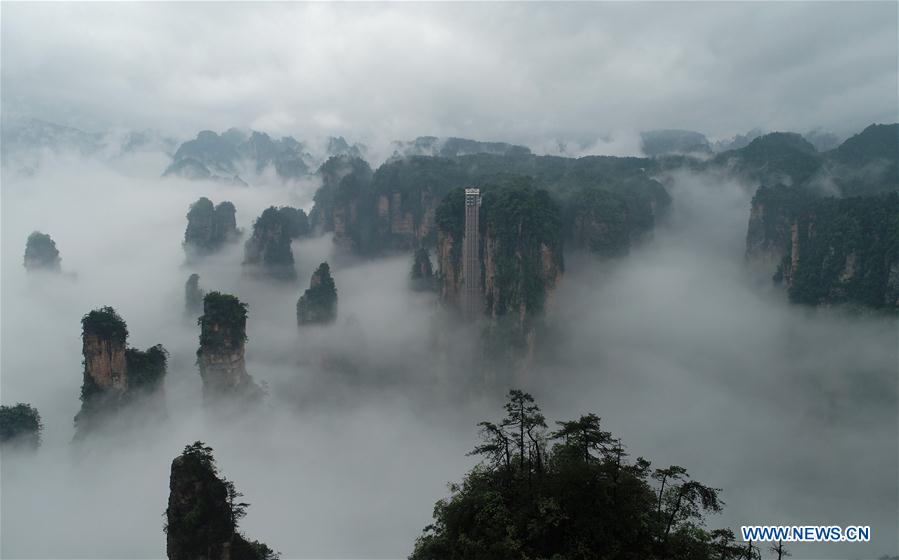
xmin=2 ymin=3 xmax=896 ymax=146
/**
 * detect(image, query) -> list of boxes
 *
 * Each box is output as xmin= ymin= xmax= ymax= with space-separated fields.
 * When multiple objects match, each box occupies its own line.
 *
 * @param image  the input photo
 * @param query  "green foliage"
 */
xmin=243 ymin=206 xmax=300 ymax=279
xmin=783 ymin=191 xmax=899 ymax=309
xmin=310 ymin=155 xmax=374 ymax=234
xmin=23 ymin=231 xmax=61 ymax=271
xmin=481 ymin=177 xmax=563 ymax=318
xmin=199 ymin=292 xmax=249 ymax=351
xmin=565 ymin=188 xmax=630 ymax=257
xmin=313 ymin=151 xmax=670 ymax=256
xmin=411 ymin=390 xmax=728 ymax=560
xmin=297 ymin=262 xmax=338 ymax=325
xmin=715 ymin=126 xmax=898 ymax=197
xmin=81 ymin=306 xmax=128 ymax=342
xmin=753 ymin=185 xmax=899 ymax=310
xmin=0 ymin=403 xmax=42 ymax=448
xmin=276 ymin=206 xmax=310 ymax=238
xmin=125 ymin=344 xmax=168 ymax=393
xmin=713 ymin=132 xmax=822 ymax=187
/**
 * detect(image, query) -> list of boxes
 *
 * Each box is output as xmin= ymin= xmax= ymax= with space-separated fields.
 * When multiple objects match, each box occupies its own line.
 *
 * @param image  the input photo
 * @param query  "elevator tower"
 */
xmin=462 ymin=187 xmax=482 ymax=320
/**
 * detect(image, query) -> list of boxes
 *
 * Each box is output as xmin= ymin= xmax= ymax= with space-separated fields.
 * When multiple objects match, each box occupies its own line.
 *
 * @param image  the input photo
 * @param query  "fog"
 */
xmin=1 ymin=147 xmax=896 ymax=559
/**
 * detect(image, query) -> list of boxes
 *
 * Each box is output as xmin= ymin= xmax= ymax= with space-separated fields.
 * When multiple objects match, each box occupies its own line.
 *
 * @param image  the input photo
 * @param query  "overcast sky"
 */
xmin=2 ymin=2 xmax=897 ymax=146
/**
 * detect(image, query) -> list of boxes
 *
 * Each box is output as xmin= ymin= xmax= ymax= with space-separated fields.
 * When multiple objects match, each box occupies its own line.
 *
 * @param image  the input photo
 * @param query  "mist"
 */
xmin=1 ymin=140 xmax=895 ymax=559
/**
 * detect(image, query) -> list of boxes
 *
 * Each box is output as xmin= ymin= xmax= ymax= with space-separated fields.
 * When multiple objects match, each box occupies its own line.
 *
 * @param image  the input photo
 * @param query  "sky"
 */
xmin=2 ymin=2 xmax=897 ymax=148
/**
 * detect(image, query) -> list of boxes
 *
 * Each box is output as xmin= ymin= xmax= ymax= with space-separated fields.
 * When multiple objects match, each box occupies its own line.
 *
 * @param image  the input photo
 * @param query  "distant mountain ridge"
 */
xmin=163 ymin=128 xmax=365 ymax=184
xmin=1 ymin=117 xmax=177 ymax=171
xmin=389 ymin=136 xmax=531 ymax=159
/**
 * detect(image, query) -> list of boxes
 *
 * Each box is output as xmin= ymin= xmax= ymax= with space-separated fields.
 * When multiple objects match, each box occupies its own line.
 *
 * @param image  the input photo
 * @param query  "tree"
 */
xmin=411 ymin=389 xmax=730 ymax=560
xmin=0 ymin=403 xmax=43 ymax=448
xmin=501 ymin=389 xmax=546 ymax=476
xmin=552 ymin=413 xmax=612 ymax=463
xmin=769 ymin=540 xmax=790 ymax=560
xmin=167 ymin=441 xmax=279 ymax=560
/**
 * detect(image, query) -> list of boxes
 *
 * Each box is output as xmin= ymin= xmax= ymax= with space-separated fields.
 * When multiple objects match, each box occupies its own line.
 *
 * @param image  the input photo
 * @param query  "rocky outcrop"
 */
xmin=166 ymin=442 xmax=278 ymax=560
xmin=436 ymin=181 xmax=563 ymax=345
xmin=243 ymin=207 xmax=308 ymax=280
xmin=183 ymin=198 xmax=241 ymax=260
xmin=748 ymin=185 xmax=899 ymax=310
xmin=0 ymin=403 xmax=42 ymax=449
xmin=297 ymin=263 xmax=338 ymax=325
xmin=185 ymin=274 xmax=205 ymax=318
xmin=410 ymin=248 xmax=436 ymax=292
xmin=308 ymin=156 xmax=375 ymax=250
xmin=745 ymin=185 xmax=807 ymax=271
xmin=566 ymin=188 xmax=648 ymax=258
xmin=23 ymin=231 xmax=61 ymax=271
xmin=75 ymin=307 xmax=168 ymax=435
xmin=197 ymin=293 xmax=262 ymax=400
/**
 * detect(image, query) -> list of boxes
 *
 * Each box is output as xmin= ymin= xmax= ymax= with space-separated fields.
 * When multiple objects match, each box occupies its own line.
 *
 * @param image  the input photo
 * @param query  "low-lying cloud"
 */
xmin=1 ymin=151 xmax=896 ymax=559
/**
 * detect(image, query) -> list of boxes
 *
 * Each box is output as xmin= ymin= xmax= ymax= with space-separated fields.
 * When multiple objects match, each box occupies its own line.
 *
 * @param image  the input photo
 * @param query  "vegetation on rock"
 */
xmin=198 ymin=292 xmax=248 ymax=352
xmin=0 ymin=403 xmax=43 ymax=449
xmin=166 ymin=441 xmax=279 ymax=560
xmin=75 ymin=306 xmax=167 ymax=435
xmin=196 ymin=293 xmax=262 ymax=401
xmin=183 ymin=197 xmax=241 ymax=258
xmin=411 ymin=390 xmax=734 ymax=560
xmin=125 ymin=345 xmax=169 ymax=394
xmin=297 ymin=262 xmax=338 ymax=325
xmin=309 ymin=152 xmax=669 ymax=257
xmin=81 ymin=305 xmax=129 ymax=342
xmin=243 ymin=206 xmax=307 ymax=280
xmin=748 ymin=186 xmax=899 ymax=310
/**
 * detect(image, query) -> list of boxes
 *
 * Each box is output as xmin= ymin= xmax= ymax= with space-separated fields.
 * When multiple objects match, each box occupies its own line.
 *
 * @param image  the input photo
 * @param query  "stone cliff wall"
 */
xmin=83 ymin=333 xmax=129 ymax=394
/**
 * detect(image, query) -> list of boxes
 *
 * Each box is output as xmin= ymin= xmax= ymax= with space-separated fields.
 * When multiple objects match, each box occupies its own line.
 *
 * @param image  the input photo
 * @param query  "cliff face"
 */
xmin=197 ymin=293 xmax=261 ymax=400
xmin=565 ymin=182 xmax=668 ymax=258
xmin=409 ymin=248 xmax=436 ymax=292
xmin=309 ymin=156 xmax=377 ymax=252
xmin=372 ymin=190 xmax=439 ymax=249
xmin=297 ymin=263 xmax=338 ymax=325
xmin=83 ymin=332 xmax=129 ymax=394
xmin=436 ymin=182 xmax=563 ymax=344
xmin=23 ymin=231 xmax=61 ymax=272
xmin=748 ymin=185 xmax=899 ymax=310
xmin=166 ymin=442 xmax=277 ymax=560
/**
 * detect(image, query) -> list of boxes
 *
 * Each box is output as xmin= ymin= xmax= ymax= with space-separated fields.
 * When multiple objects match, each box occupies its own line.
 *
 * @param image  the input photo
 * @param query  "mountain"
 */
xmin=308 ymin=151 xmax=669 ymax=256
xmin=390 ymin=136 xmax=531 ymax=159
xmin=163 ymin=128 xmax=367 ymax=184
xmin=1 ymin=117 xmax=104 ymax=162
xmin=1 ymin=117 xmax=178 ymax=172
xmin=640 ymin=129 xmax=711 ymax=157
xmin=709 ymin=125 xmax=898 ymax=196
